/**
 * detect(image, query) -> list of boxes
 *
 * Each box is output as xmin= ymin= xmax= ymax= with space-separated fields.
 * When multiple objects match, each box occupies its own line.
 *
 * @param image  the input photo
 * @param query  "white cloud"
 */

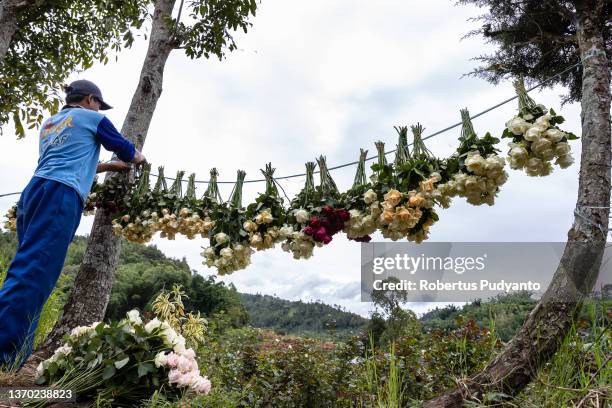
xmin=0 ymin=0 xmax=585 ymax=318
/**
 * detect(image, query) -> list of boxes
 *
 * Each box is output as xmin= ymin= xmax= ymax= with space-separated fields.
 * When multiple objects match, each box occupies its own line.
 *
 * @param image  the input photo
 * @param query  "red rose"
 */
xmin=303 ymin=226 xmax=314 ymax=235
xmin=336 ymin=209 xmax=350 ymax=222
xmin=313 ymin=226 xmax=331 ymax=244
xmin=310 ymin=216 xmax=321 ymax=228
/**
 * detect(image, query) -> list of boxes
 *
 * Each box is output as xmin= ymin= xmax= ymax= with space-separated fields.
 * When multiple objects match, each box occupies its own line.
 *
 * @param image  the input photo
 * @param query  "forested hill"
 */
xmin=0 ymin=231 xmax=367 ymax=338
xmin=240 ymin=293 xmax=368 ymax=338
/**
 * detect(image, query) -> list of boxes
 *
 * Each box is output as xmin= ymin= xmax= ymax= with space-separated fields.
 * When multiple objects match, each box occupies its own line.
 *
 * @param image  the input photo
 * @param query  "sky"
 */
xmin=0 ymin=0 xmax=586 ymax=317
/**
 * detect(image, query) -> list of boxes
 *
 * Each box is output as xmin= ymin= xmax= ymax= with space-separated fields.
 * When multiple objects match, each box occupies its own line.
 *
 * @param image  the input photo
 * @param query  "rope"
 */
xmin=148 ymin=52 xmax=595 ymax=184
xmin=0 ymin=51 xmax=602 ymax=196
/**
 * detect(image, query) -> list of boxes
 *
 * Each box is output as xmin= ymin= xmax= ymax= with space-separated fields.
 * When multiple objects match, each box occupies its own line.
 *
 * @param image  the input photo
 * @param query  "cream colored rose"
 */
xmin=255 ymin=210 xmax=273 ymax=224
xmin=556 ymin=154 xmax=574 ymax=168
xmin=554 ymin=142 xmax=571 ymax=156
xmin=294 ymin=209 xmax=310 ymax=224
xmin=544 ymin=128 xmax=565 ymax=142
xmin=243 ymin=220 xmax=257 ymax=232
xmin=363 ymin=189 xmax=378 ymax=204
xmin=524 ymin=126 xmax=542 ymax=142
xmin=214 ymin=232 xmax=229 ymax=244
xmin=383 ymin=189 xmax=403 ymax=207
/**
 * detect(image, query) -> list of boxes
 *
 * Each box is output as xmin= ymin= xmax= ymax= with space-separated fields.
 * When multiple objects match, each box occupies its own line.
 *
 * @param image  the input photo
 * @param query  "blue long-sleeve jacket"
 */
xmin=33 ymin=106 xmax=136 ymax=204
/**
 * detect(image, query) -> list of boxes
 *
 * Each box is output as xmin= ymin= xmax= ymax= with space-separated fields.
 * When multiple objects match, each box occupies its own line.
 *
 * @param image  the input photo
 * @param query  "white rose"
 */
xmin=524 ymin=126 xmax=541 ymax=142
xmin=250 ymin=234 xmax=262 ymax=246
xmin=294 ymin=209 xmax=310 ymax=224
xmin=127 ymin=309 xmax=142 ymax=325
xmin=36 ymin=362 xmax=44 ymax=378
xmin=556 ymin=154 xmax=574 ymax=169
xmin=220 ymin=247 xmax=233 ymax=259
xmin=279 ymin=226 xmax=294 ymax=237
xmin=531 ymin=138 xmax=552 ymax=154
xmin=554 ymin=142 xmax=571 ymax=156
xmin=242 ymin=220 xmax=257 ymax=232
xmin=203 ymin=247 xmax=215 ymax=258
xmin=255 ymin=211 xmax=273 ymax=224
xmin=465 ymin=153 xmax=486 ymax=175
xmin=534 ymin=114 xmax=551 ymax=128
xmin=509 ymin=145 xmax=528 ymax=161
xmin=505 ymin=116 xmax=530 ymax=135
xmin=544 ymin=128 xmax=565 ymax=142
xmin=363 ymin=189 xmax=378 ymax=204
xmin=214 ymin=232 xmax=228 ymax=244
xmin=154 ymin=352 xmax=168 ymax=368
xmin=144 ymin=318 xmax=162 ymax=333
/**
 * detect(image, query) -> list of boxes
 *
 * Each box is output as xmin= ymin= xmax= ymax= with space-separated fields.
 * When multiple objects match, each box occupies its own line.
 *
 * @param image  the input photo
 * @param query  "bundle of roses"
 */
xmin=369 ymin=127 xmax=441 ymax=242
xmin=2 ymin=204 xmax=17 ymax=232
xmin=503 ymin=78 xmax=578 ymax=176
xmin=200 ymin=170 xmax=253 ymax=274
xmin=340 ymin=149 xmax=378 ymax=242
xmin=436 ymin=109 xmax=507 ymax=206
xmin=111 ymin=164 xmax=159 ymax=244
xmin=244 ymin=163 xmax=291 ymax=251
xmin=297 ymin=156 xmax=350 ymax=245
xmin=35 ymin=309 xmax=211 ymax=405
xmin=282 ymin=162 xmax=323 ymax=259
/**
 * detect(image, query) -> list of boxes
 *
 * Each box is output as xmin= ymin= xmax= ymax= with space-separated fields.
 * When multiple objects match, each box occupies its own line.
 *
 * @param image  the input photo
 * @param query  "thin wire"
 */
xmin=0 ymin=192 xmax=21 ymax=198
xmin=0 ymin=51 xmax=602 ymax=196
xmin=149 ymin=53 xmax=593 ymax=184
xmin=574 ymin=208 xmax=608 ymax=238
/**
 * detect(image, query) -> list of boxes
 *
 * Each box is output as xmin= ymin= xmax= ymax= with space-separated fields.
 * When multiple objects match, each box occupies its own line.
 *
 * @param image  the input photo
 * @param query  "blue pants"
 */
xmin=0 ymin=177 xmax=81 ymax=367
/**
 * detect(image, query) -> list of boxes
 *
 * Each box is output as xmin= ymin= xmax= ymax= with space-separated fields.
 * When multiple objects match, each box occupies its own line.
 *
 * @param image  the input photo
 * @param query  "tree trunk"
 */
xmin=422 ymin=2 xmax=611 ymax=407
xmin=0 ymin=0 xmax=32 ymax=64
xmin=40 ymin=0 xmax=177 ymax=353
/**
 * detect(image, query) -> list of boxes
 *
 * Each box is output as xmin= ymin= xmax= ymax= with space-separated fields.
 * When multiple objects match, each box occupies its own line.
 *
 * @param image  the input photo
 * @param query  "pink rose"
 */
xmin=166 ymin=352 xmax=178 ymax=368
xmin=168 ymin=369 xmax=181 ymax=384
xmin=194 ymin=376 xmax=212 ymax=395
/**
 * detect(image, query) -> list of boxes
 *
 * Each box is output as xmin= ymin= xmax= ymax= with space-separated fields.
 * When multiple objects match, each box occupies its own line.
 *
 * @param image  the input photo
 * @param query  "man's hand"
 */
xmin=96 ymin=161 xmax=131 ymax=173
xmin=132 ymin=150 xmax=147 ymax=165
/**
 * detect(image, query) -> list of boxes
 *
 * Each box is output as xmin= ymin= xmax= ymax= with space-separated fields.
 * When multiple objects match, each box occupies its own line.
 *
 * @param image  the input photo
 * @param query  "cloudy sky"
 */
xmin=0 ymin=0 xmax=585 ymax=317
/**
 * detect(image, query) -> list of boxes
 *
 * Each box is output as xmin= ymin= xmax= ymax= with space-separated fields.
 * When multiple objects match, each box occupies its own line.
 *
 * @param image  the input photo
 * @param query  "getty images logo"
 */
xmin=372 ymin=253 xmax=488 ymax=275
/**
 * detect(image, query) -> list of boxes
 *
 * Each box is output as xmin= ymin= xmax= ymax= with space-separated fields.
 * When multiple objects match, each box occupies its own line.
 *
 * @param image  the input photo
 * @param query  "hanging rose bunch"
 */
xmin=245 ymin=163 xmax=290 ymax=251
xmin=282 ymin=162 xmax=322 ymax=259
xmin=3 ymin=204 xmax=17 ymax=232
xmin=503 ymin=78 xmax=578 ymax=176
xmin=372 ymin=126 xmax=441 ymax=242
xmin=201 ymin=170 xmax=253 ymax=274
xmin=111 ymin=164 xmax=158 ymax=243
xmin=35 ymin=309 xmax=211 ymax=404
xmin=299 ymin=156 xmax=350 ymax=245
xmin=436 ymin=109 xmax=507 ymax=206
xmin=195 ymin=168 xmax=222 ymax=239
xmin=176 ymin=174 xmax=207 ymax=239
xmin=157 ymin=171 xmax=186 ymax=240
xmin=341 ymin=149 xmax=378 ymax=242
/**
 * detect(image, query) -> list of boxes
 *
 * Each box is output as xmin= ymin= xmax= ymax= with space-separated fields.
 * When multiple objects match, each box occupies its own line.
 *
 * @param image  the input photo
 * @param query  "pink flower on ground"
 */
xmin=193 ymin=376 xmax=212 ymax=395
xmin=166 ymin=352 xmax=179 ymax=368
xmin=177 ymin=355 xmax=192 ymax=372
xmin=168 ymin=369 xmax=181 ymax=384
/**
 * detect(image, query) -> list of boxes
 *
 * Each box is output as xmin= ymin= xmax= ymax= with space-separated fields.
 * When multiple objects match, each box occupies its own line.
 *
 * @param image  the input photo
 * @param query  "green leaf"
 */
xmin=137 ymin=362 xmax=154 ymax=378
xmin=102 ymin=365 xmax=116 ymax=380
xmin=114 ymin=356 xmax=130 ymax=369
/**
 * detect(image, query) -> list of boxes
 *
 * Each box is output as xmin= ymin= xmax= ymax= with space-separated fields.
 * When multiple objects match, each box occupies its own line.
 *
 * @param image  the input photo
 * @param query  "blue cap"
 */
xmin=64 ymin=79 xmax=112 ymax=110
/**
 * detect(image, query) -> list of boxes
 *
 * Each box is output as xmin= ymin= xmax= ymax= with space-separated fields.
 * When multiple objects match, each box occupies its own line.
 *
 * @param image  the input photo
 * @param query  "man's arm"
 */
xmin=96 ymin=161 xmax=131 ymax=173
xmin=95 ymin=117 xmax=146 ymax=164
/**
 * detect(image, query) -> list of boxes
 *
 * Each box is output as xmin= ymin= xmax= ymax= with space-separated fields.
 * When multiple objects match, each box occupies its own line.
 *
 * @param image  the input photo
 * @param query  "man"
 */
xmin=0 ymin=79 xmax=146 ymax=368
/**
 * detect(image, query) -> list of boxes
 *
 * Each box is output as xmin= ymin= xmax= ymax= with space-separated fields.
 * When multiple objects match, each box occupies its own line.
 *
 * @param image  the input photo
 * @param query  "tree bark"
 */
xmin=40 ymin=0 xmax=178 ymax=353
xmin=0 ymin=0 xmax=33 ymax=65
xmin=422 ymin=2 xmax=611 ymax=407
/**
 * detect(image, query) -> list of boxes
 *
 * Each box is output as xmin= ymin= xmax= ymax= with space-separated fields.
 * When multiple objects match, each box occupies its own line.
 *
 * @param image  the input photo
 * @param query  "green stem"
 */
xmin=352 ymin=148 xmax=368 ymax=188
xmin=203 ymin=168 xmax=222 ymax=203
xmin=513 ymin=76 xmax=537 ymax=116
xmin=170 ymin=171 xmax=185 ymax=198
xmin=393 ymin=126 xmax=410 ymax=165
xmin=316 ymin=155 xmax=339 ymax=195
xmin=229 ymin=170 xmax=246 ymax=209
xmin=410 ymin=123 xmax=432 ymax=159
xmin=261 ymin=162 xmax=279 ymax=197
xmin=185 ymin=173 xmax=196 ymax=201
xmin=153 ymin=166 xmax=167 ymax=194
xmin=375 ymin=141 xmax=387 ymax=175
